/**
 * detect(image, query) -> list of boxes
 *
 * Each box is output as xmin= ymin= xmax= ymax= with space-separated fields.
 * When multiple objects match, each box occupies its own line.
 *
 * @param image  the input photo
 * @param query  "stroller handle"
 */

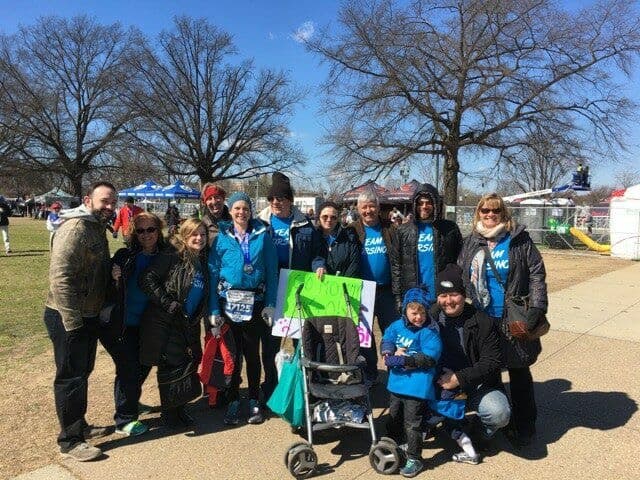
xmin=302 ymin=359 xmax=363 ymax=373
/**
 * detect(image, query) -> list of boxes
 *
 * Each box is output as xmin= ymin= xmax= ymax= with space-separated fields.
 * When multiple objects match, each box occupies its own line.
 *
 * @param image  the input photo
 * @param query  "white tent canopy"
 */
xmin=33 ymin=188 xmax=77 ymax=206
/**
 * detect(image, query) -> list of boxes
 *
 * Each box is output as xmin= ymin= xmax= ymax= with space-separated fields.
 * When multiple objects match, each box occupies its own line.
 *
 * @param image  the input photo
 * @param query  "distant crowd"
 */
xmin=42 ymin=173 xmax=547 ymax=477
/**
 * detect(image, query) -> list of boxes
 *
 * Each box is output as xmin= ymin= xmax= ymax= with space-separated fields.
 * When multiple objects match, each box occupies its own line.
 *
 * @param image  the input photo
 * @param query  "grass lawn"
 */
xmin=0 ymin=217 xmax=121 ymax=363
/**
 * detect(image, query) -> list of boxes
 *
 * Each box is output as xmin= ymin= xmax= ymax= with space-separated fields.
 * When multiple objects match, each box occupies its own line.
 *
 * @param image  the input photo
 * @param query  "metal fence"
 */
xmin=450 ymin=205 xmax=610 ymax=249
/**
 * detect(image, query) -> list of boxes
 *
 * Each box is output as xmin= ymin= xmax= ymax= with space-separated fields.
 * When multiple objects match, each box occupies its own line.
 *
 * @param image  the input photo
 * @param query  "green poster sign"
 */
xmin=283 ymin=270 xmax=362 ymax=324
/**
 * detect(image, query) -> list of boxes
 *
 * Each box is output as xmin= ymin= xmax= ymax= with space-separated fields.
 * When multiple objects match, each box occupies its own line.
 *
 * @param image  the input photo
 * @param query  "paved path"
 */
xmin=17 ymin=263 xmax=640 ymax=480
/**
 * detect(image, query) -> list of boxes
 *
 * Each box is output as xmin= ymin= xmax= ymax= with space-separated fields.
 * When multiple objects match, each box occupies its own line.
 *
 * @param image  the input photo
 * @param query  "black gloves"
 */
xmin=526 ymin=307 xmax=545 ymax=329
xmin=408 ymin=352 xmax=436 ymax=369
xmin=384 ymin=353 xmax=435 ymax=369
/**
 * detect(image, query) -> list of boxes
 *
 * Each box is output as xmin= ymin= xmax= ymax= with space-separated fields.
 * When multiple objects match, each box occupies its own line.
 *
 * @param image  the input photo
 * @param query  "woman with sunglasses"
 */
xmin=101 ymin=212 xmax=168 ymax=436
xmin=458 ymin=193 xmax=548 ymax=447
xmin=315 ymin=201 xmax=360 ymax=279
xmin=139 ymin=218 xmax=209 ymax=428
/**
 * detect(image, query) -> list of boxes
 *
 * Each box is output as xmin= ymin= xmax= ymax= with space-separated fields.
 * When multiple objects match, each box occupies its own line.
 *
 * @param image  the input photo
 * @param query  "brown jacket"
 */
xmin=45 ymin=207 xmax=111 ymax=331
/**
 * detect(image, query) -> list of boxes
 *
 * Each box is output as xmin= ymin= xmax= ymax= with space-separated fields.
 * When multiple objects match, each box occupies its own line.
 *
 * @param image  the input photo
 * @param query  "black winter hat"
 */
xmin=268 ymin=172 xmax=294 ymax=201
xmin=436 ymin=263 xmax=466 ymax=296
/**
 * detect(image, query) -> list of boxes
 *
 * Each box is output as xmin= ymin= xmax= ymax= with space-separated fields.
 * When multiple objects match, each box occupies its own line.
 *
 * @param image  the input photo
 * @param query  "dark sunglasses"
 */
xmin=268 ymin=196 xmax=288 ymax=202
xmin=320 ymin=215 xmax=337 ymax=220
xmin=135 ymin=226 xmax=158 ymax=234
xmin=479 ymin=208 xmax=502 ymax=214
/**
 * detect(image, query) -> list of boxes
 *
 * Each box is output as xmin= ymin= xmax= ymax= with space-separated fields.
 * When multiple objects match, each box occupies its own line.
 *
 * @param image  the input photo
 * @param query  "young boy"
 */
xmin=380 ymin=288 xmax=442 ymax=478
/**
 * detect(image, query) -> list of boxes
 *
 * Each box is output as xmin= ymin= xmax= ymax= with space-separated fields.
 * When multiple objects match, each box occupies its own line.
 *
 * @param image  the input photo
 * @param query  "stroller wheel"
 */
xmin=369 ymin=438 xmax=401 ymax=475
xmin=284 ymin=441 xmax=310 ymax=467
xmin=287 ymin=444 xmax=317 ymax=479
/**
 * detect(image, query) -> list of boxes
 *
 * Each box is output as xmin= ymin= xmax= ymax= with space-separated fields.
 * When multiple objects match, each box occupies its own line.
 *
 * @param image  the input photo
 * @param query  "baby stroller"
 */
xmin=282 ymin=285 xmax=401 ymax=478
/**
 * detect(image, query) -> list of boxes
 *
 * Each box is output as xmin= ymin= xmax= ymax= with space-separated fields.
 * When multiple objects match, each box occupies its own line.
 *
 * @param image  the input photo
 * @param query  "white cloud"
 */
xmin=268 ymin=32 xmax=276 ymax=40
xmin=291 ymin=21 xmax=314 ymax=43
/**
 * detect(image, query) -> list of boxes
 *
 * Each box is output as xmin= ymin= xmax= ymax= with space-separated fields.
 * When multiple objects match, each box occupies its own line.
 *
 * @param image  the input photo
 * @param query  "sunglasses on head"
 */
xmin=135 ymin=226 xmax=158 ymax=234
xmin=479 ymin=207 xmax=501 ymax=214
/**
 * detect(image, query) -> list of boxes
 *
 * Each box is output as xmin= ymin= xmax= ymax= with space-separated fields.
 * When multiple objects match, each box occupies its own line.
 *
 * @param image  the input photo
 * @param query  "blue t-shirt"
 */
xmin=184 ymin=269 xmax=205 ymax=318
xmin=361 ymin=224 xmax=391 ymax=285
xmin=270 ymin=214 xmax=292 ymax=268
xmin=125 ymin=252 xmax=154 ymax=327
xmin=486 ymin=234 xmax=511 ymax=318
xmin=417 ymin=222 xmax=436 ymax=302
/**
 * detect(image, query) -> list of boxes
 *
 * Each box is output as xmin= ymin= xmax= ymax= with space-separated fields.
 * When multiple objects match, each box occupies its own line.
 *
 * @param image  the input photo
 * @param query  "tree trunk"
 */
xmin=442 ymin=148 xmax=459 ymax=208
xmin=71 ymin=175 xmax=84 ymax=198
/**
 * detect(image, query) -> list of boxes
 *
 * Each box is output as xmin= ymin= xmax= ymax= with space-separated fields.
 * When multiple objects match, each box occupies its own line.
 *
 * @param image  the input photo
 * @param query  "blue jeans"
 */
xmin=467 ymin=385 xmax=511 ymax=438
xmin=99 ymin=325 xmax=151 ymax=428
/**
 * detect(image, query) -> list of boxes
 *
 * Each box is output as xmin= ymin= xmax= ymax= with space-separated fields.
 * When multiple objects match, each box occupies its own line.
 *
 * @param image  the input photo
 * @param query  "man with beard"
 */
xmin=390 ymin=184 xmax=462 ymax=311
xmin=201 ymin=183 xmax=231 ymax=247
xmin=43 ymin=182 xmax=117 ymax=462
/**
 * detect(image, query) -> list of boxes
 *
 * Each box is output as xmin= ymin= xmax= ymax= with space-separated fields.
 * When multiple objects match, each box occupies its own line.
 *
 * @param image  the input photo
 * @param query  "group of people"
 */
xmin=43 ymin=173 xmax=548 ymax=476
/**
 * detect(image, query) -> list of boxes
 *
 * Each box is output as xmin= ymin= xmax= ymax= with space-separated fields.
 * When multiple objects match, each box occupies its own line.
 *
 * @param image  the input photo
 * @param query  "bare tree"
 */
xmin=613 ymin=166 xmax=640 ymax=188
xmin=308 ymin=0 xmax=640 ymax=206
xmin=125 ymin=17 xmax=304 ymax=184
xmin=0 ymin=16 xmax=143 ymax=196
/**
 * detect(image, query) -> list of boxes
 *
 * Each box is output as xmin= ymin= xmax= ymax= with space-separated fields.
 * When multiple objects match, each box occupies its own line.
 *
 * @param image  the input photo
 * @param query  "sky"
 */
xmin=0 ymin=0 xmax=638 ymax=194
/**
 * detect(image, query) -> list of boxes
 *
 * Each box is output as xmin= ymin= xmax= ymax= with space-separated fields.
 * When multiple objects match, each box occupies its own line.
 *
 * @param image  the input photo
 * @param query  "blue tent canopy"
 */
xmin=118 ymin=180 xmax=162 ymax=198
xmin=153 ymin=180 xmax=200 ymax=199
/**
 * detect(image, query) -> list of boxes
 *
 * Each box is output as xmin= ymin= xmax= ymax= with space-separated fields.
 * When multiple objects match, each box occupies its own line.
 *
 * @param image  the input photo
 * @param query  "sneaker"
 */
xmin=83 ymin=424 xmax=111 ymax=439
xmin=115 ymin=420 xmax=148 ymax=437
xmin=61 ymin=442 xmax=102 ymax=462
xmin=247 ymin=399 xmax=264 ymax=424
xmin=177 ymin=407 xmax=195 ymax=426
xmin=224 ymin=400 xmax=240 ymax=425
xmin=452 ymin=452 xmax=481 ymax=465
xmin=138 ymin=402 xmax=154 ymax=415
xmin=400 ymin=458 xmax=423 ymax=478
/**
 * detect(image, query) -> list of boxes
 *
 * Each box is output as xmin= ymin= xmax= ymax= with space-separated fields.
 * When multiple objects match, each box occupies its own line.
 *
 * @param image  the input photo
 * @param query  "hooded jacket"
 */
xmin=380 ymin=288 xmax=442 ymax=400
xmin=317 ymin=223 xmax=361 ymax=278
xmin=390 ymin=183 xmax=462 ymax=301
xmin=45 ymin=205 xmax=111 ymax=331
xmin=258 ymin=205 xmax=325 ymax=272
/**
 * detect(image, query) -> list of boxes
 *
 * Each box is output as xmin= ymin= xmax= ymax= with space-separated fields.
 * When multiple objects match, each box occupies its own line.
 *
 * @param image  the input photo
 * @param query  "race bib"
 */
xmin=224 ymin=290 xmax=255 ymax=323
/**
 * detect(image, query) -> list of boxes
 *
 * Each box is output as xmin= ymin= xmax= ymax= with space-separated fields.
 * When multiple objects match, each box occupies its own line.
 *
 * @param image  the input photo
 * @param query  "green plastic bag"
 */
xmin=267 ymin=344 xmax=305 ymax=427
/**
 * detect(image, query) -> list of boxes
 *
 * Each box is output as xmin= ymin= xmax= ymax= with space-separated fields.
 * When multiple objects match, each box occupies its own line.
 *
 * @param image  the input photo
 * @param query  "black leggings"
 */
xmin=226 ymin=304 xmax=267 ymax=402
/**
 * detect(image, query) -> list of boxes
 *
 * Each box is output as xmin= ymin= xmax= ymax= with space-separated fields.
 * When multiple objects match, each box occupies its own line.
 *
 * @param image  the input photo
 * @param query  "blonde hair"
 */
xmin=405 ymin=302 xmax=426 ymax=314
xmin=171 ymin=218 xmax=207 ymax=257
xmin=472 ymin=193 xmax=515 ymax=233
xmin=126 ymin=212 xmax=167 ymax=251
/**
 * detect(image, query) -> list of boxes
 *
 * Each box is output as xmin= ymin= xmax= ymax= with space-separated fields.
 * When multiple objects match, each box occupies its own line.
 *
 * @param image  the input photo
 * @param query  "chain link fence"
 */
xmin=450 ymin=205 xmax=610 ymax=250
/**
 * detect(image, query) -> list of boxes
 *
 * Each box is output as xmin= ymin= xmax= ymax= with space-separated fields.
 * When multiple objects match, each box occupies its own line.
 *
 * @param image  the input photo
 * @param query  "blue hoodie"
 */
xmin=381 ymin=288 xmax=442 ymax=400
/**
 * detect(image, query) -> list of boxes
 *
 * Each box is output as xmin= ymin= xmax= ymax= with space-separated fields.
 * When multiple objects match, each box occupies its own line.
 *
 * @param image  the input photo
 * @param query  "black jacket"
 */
xmin=317 ymin=224 xmax=361 ymax=278
xmin=0 ymin=201 xmax=10 ymax=226
xmin=202 ymin=207 xmax=231 ymax=247
xmin=458 ymin=224 xmax=548 ymax=367
xmin=430 ymin=303 xmax=503 ymax=393
xmin=138 ymin=250 xmax=208 ymax=366
xmin=458 ymin=224 xmax=548 ymax=312
xmin=390 ymin=183 xmax=462 ymax=299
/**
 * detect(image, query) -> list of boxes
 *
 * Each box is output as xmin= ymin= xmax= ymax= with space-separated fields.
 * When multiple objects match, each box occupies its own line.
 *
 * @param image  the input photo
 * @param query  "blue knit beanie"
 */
xmin=227 ymin=191 xmax=252 ymax=212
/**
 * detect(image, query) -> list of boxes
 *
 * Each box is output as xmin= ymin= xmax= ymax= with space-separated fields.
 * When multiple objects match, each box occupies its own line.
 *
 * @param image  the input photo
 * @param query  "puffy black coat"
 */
xmin=138 ymin=250 xmax=208 ymax=366
xmin=390 ymin=183 xmax=462 ymax=300
xmin=317 ymin=224 xmax=361 ymax=278
xmin=429 ymin=303 xmax=503 ymax=393
xmin=0 ymin=201 xmax=9 ymax=226
xmin=458 ymin=224 xmax=548 ymax=367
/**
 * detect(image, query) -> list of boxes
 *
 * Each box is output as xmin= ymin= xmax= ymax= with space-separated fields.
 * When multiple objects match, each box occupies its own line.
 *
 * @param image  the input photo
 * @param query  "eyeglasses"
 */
xmin=320 ymin=215 xmax=337 ymax=220
xmin=135 ymin=226 xmax=158 ymax=234
xmin=479 ymin=208 xmax=502 ymax=214
xmin=268 ymin=196 xmax=287 ymax=202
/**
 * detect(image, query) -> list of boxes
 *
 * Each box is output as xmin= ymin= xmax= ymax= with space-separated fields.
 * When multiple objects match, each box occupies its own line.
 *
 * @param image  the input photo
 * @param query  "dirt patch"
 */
xmin=0 ymin=252 xmax=633 ymax=478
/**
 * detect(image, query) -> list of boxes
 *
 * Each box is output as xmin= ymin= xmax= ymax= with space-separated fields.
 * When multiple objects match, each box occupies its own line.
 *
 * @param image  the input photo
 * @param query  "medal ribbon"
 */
xmin=234 ymin=227 xmax=251 ymax=268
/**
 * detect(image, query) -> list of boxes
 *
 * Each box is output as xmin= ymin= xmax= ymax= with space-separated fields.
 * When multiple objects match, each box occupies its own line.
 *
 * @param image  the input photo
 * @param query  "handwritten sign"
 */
xmin=272 ymin=269 xmax=376 ymax=348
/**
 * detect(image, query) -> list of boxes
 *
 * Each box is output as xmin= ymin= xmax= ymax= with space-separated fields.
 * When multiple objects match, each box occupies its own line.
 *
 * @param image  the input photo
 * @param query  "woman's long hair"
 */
xmin=171 ymin=218 xmax=207 ymax=261
xmin=472 ymin=193 xmax=515 ymax=233
xmin=126 ymin=212 xmax=167 ymax=251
